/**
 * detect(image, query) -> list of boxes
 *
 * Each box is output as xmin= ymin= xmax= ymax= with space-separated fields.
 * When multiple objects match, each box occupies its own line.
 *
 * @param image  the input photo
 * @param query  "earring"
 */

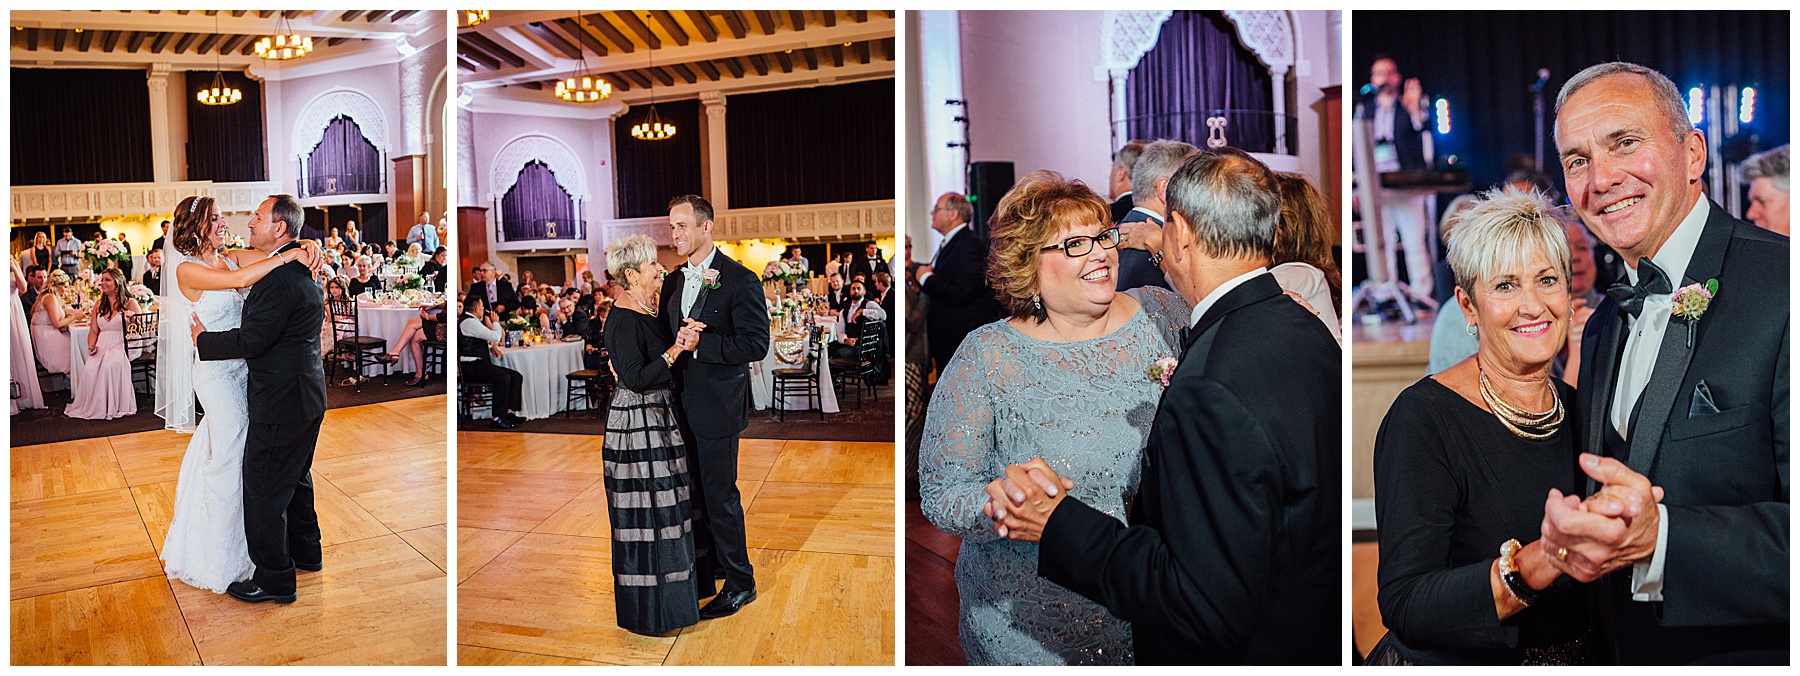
xmin=1465 ymin=324 xmax=1477 ymax=336
xmin=1032 ymin=294 xmax=1043 ymax=312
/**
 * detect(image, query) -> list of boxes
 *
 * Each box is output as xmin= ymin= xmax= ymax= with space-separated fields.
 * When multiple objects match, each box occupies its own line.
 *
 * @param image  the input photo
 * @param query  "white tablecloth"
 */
xmin=493 ymin=340 xmax=585 ymax=420
xmin=354 ymin=304 xmax=428 ymax=376
xmin=750 ymin=329 xmax=839 ymax=414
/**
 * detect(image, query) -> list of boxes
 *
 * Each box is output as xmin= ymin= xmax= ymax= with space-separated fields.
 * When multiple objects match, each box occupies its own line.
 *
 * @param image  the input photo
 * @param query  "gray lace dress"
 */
xmin=919 ymin=286 xmax=1189 ymax=665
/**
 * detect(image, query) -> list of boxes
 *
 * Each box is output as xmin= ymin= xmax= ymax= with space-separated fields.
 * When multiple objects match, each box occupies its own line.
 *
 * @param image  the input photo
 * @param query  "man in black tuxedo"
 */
xmin=1540 ymin=62 xmax=1788 ymax=665
xmin=141 ymin=249 xmax=163 ymax=296
xmin=915 ymin=192 xmax=1000 ymax=374
xmin=856 ymin=242 xmax=888 ymax=279
xmin=660 ymin=194 xmax=770 ymax=619
xmin=985 ymin=149 xmax=1341 ymax=665
xmin=20 ymin=265 xmax=46 ymax=311
xmin=152 ymin=220 xmax=169 ymax=253
xmin=1113 ymin=139 xmax=1193 ymax=291
xmin=1108 ymin=138 xmax=1150 ymax=224
xmin=192 ymin=194 xmax=328 ymax=604
xmin=467 ymin=262 xmax=519 ymax=317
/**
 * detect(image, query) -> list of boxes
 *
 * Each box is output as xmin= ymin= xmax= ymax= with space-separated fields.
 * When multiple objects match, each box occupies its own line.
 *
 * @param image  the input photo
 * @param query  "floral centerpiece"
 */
xmin=394 ymin=272 xmax=424 ymax=293
xmin=764 ymin=260 xmax=806 ymax=293
xmin=393 ymin=254 xmax=420 ymax=269
xmin=81 ymin=239 xmax=130 ymax=273
xmin=126 ymin=282 xmax=159 ymax=311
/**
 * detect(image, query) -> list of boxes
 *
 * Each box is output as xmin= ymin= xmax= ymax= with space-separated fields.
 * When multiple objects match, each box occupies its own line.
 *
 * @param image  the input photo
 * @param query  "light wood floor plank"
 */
xmin=456 ymin=532 xmax=675 ymax=665
xmin=663 ymin=548 xmax=895 ymax=665
xmin=398 ymin=524 xmax=448 ymax=574
xmin=456 ymin=527 xmax=527 ymax=585
xmin=10 ymin=576 xmax=201 ymax=666
xmin=11 ymin=437 xmax=127 ymax=502
xmin=315 ymin=442 xmax=447 ymax=533
xmin=107 ymin=429 xmax=192 ymax=487
xmin=745 ymin=482 xmax=895 ymax=557
xmin=11 ymin=488 xmax=163 ymax=600
xmin=458 ymin=468 xmax=597 ymax=532
xmin=765 ymin=440 xmax=895 ymax=486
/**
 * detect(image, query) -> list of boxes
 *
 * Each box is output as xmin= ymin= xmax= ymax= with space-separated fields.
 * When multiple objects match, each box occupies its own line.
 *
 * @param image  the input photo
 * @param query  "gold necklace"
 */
xmin=628 ymin=290 xmax=657 ymax=317
xmin=1478 ymin=368 xmax=1564 ymax=441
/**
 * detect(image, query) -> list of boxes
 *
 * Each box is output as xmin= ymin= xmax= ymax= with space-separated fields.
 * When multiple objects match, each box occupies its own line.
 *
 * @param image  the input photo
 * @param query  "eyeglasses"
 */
xmin=1040 ymin=228 xmax=1121 ymax=257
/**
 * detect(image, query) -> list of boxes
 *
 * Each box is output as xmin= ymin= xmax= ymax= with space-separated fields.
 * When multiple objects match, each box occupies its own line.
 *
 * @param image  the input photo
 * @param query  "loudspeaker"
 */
xmin=966 ymin=161 xmax=1014 ymax=239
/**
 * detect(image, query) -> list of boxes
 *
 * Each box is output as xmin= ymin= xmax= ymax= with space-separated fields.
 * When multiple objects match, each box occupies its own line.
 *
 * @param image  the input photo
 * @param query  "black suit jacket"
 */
xmin=195 ymin=242 xmax=328 ymax=425
xmin=1576 ymin=201 xmax=1788 ymax=664
xmin=1110 ymin=192 xmax=1135 ymax=225
xmin=468 ymin=279 xmax=518 ymax=314
xmin=1116 ymin=209 xmax=1170 ymax=292
xmin=660 ymin=250 xmax=770 ymax=440
xmin=921 ymin=226 xmax=999 ymax=371
xmin=855 ymin=255 xmax=887 ymax=280
xmin=141 ymin=270 xmax=161 ymax=296
xmin=1039 ymin=274 xmax=1341 ymax=665
xmin=1355 ymin=96 xmax=1433 ymax=171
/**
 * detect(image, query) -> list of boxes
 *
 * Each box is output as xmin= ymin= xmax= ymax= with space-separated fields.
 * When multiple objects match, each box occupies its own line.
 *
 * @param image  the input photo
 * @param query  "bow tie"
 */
xmin=1605 ymin=257 xmax=1674 ymax=319
xmin=683 ymin=264 xmax=704 ymax=280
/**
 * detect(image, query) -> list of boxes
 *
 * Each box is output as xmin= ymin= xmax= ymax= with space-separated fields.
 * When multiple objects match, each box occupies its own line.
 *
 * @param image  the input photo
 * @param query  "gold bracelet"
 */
xmin=662 ymin=352 xmax=676 ymax=366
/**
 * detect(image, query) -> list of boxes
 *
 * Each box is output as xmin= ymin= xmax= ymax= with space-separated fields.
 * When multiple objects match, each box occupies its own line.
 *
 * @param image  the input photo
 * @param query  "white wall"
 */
xmin=264 ymin=61 xmax=403 ymax=196
xmin=957 ymin=11 xmax=1114 ymax=191
xmin=467 ymin=110 xmax=617 ymax=275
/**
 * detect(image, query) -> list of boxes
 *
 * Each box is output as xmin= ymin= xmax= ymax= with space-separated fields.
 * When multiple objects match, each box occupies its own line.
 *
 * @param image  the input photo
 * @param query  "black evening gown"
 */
xmin=1371 ymin=377 xmax=1594 ymax=665
xmin=601 ymin=308 xmax=709 ymax=633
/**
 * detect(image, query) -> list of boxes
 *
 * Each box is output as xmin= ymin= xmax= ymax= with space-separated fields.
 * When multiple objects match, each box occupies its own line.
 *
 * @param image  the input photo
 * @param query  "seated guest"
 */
xmin=468 ymin=263 xmax=519 ymax=317
xmin=65 ymin=269 xmax=140 ymax=420
xmin=405 ymin=242 xmax=424 ymax=264
xmin=30 ymin=272 xmax=87 ymax=377
xmin=826 ymin=273 xmax=850 ymax=311
xmin=1270 ymin=172 xmax=1345 ymax=344
xmin=459 ymin=294 xmax=524 ymax=428
xmin=1740 ymin=144 xmax=1789 ymax=236
xmin=325 ymin=227 xmax=346 ymax=253
xmin=349 ymin=257 xmax=383 ymax=296
xmin=320 ymin=277 xmax=351 ymax=359
xmin=20 ymin=265 xmax=47 ymax=311
xmin=830 ymin=279 xmax=888 ymax=375
xmin=384 ymin=301 xmax=446 ymax=387
xmin=141 ymin=249 xmax=164 ymax=295
xmin=384 ymin=240 xmax=401 ymax=260
xmin=571 ymin=294 xmax=609 ymax=372
xmin=517 ymin=283 xmax=540 ymax=315
xmin=419 ymin=247 xmax=449 ymax=292
xmin=1370 ymin=191 xmax=1591 ymax=665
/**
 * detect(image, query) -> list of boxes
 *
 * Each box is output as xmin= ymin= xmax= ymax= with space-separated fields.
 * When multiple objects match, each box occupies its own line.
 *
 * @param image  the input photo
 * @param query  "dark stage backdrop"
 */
xmin=305 ymin=116 xmax=382 ymax=196
xmin=501 ymin=161 xmax=579 ymax=240
xmin=185 ymin=70 xmax=267 ymax=183
xmin=726 ymin=78 xmax=896 ymax=209
xmin=11 ymin=69 xmax=154 ymax=185
xmin=614 ymin=98 xmax=703 ymax=219
xmin=1125 ymin=11 xmax=1276 ymax=154
xmin=1354 ymin=10 xmax=1789 ymax=192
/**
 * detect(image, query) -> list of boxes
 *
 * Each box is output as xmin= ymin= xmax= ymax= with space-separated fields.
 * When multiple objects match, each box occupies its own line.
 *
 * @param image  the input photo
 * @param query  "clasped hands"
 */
xmin=1540 ymin=453 xmax=1666 ymax=583
xmin=674 ymin=318 xmax=707 ymax=352
xmin=980 ymin=457 xmax=1076 ymax=543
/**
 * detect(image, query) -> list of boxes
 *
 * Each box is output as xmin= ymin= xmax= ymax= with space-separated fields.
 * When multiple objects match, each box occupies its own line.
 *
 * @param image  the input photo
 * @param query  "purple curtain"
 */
xmin=11 ymin=69 xmax=153 ymax=185
xmin=186 ymin=70 xmax=267 ymax=182
xmin=305 ymin=116 xmax=381 ymax=196
xmin=500 ymin=161 xmax=578 ymax=241
xmin=1125 ymin=11 xmax=1276 ymax=153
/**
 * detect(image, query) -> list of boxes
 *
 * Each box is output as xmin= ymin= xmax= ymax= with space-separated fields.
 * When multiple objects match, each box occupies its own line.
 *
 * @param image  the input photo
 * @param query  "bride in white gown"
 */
xmin=154 ymin=195 xmax=322 ymax=593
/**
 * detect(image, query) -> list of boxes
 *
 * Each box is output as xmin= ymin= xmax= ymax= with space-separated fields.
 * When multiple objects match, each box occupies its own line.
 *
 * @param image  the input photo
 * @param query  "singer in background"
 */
xmin=1355 ymin=56 xmax=1437 ymax=293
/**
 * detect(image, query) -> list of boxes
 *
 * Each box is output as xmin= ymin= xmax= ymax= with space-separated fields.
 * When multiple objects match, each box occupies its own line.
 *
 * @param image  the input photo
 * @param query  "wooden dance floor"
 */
xmin=10 ymin=396 xmax=449 ymax=666
xmin=457 ymin=432 xmax=896 ymax=666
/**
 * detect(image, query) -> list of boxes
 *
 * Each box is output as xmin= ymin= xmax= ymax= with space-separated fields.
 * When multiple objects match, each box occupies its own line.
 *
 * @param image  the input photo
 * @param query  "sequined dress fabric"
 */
xmin=919 ymin=287 xmax=1189 ymax=665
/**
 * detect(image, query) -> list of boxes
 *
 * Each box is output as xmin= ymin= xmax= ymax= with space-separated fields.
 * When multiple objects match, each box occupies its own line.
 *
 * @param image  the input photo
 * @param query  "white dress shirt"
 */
xmin=1608 ymin=195 xmax=1709 ymax=603
xmin=680 ymin=246 xmax=719 ymax=318
xmin=459 ymin=315 xmax=502 ymax=361
xmin=1187 ymin=267 xmax=1269 ymax=330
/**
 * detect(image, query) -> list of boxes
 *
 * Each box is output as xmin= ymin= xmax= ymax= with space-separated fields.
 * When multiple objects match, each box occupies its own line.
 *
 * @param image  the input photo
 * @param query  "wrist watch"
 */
xmin=1498 ymin=538 xmax=1542 ymax=606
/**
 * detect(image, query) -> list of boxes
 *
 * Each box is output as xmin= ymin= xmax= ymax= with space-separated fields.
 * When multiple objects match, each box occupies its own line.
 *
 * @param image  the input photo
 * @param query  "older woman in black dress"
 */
xmin=601 ymin=234 xmax=709 ymax=635
xmin=1371 ymin=191 xmax=1603 ymax=665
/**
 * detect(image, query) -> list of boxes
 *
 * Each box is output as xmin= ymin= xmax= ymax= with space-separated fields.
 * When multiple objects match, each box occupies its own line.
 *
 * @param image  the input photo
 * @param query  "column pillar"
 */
xmin=457 ymin=102 xmax=477 ymax=205
xmin=146 ymin=63 xmax=174 ymax=182
xmin=1108 ymin=70 xmax=1129 ymax=152
xmin=699 ymin=91 xmax=728 ymax=211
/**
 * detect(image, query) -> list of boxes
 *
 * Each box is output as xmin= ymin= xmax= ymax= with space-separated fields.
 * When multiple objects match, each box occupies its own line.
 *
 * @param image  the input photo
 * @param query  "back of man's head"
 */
xmin=1166 ymin=147 xmax=1281 ymax=262
xmin=1131 ymin=140 xmax=1201 ymax=201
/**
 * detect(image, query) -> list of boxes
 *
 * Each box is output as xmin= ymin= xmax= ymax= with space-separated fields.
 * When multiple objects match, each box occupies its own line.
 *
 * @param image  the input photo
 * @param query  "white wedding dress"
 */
xmin=160 ymin=253 xmax=256 ymax=593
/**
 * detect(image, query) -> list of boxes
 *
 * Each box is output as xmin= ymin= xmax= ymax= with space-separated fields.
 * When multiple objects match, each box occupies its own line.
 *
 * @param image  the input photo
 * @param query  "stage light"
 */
xmin=1687 ymin=86 xmax=1705 ymax=125
xmin=1434 ymin=98 xmax=1451 ymax=134
xmin=1740 ymin=87 xmax=1756 ymax=124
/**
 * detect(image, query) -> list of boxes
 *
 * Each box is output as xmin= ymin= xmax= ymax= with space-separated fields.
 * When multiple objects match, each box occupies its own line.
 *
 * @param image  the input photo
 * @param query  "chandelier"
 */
xmin=196 ymin=15 xmax=241 ymax=106
xmin=461 ymin=10 xmax=490 ymax=28
xmin=554 ymin=15 xmax=610 ymax=103
xmin=256 ymin=14 xmax=313 ymax=60
xmin=630 ymin=37 xmax=675 ymax=140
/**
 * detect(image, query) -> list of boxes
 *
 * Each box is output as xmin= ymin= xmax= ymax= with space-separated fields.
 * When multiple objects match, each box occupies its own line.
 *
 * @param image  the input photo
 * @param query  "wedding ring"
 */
xmin=1555 ymin=546 xmax=1568 ymax=562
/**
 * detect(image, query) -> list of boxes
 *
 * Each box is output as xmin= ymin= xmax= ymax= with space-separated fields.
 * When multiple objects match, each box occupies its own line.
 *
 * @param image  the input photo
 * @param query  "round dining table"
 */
xmin=490 ymin=339 xmax=586 ymax=419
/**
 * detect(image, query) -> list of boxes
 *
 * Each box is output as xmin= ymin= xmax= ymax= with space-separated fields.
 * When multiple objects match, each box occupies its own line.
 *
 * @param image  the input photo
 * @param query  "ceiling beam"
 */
xmin=582 ymin=13 xmax=635 ymax=54
xmin=283 ymin=11 xmax=305 ymax=20
xmin=775 ymin=50 xmax=793 ymax=73
xmin=149 ymin=31 xmax=174 ymax=53
xmin=616 ymin=11 xmax=659 ymax=50
xmin=801 ymin=47 xmax=818 ymax=71
xmin=522 ymin=21 xmax=581 ymax=60
xmin=326 ymin=37 xmax=349 ymax=46
xmin=618 ymin=70 xmax=651 ymax=89
xmin=51 ymin=28 xmax=67 ymax=53
xmin=646 ymin=66 xmax=673 ymax=87
xmin=101 ymin=29 xmax=121 ymax=52
xmin=693 ymin=59 xmax=719 ymax=81
xmin=257 ymin=11 xmax=276 ymax=19
xmin=788 ymin=11 xmax=807 ymax=32
xmin=684 ymin=11 xmax=717 ymax=43
xmin=219 ymin=33 xmax=250 ymax=55
xmin=753 ymin=11 xmax=777 ymax=36
xmin=26 ymin=28 xmax=40 ymax=52
xmin=195 ymin=32 xmax=221 ymax=54
xmin=747 ymin=53 xmax=768 ymax=76
xmin=650 ymin=11 xmax=687 ymax=47
xmin=720 ymin=58 xmax=743 ymax=78
xmin=670 ymin=62 xmax=697 ymax=84
xmin=390 ymin=10 xmax=419 ymax=23
xmin=462 ymin=32 xmax=527 ymax=67
xmin=852 ymin=11 xmax=868 ymax=23
xmin=457 ymin=42 xmax=502 ymax=70
xmin=173 ymin=32 xmax=199 ymax=54
xmin=230 ymin=11 xmax=246 ymax=18
xmin=822 ymin=11 xmax=837 ymax=28
xmin=457 ymin=55 xmax=480 ymax=71
xmin=717 ymin=11 xmax=746 ymax=40
xmin=364 ymin=11 xmax=393 ymax=24
xmin=340 ymin=11 xmax=364 ymax=23
xmin=76 ymin=28 xmax=95 ymax=52
xmin=552 ymin=18 xmax=608 ymax=57
xmin=125 ymin=30 xmax=147 ymax=52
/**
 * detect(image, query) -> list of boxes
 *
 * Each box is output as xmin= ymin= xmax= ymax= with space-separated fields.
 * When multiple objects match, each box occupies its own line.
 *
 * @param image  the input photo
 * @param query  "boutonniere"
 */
xmin=701 ymin=268 xmax=721 ymax=290
xmin=1146 ymin=357 xmax=1179 ymax=390
xmin=1671 ymin=278 xmax=1717 ymax=348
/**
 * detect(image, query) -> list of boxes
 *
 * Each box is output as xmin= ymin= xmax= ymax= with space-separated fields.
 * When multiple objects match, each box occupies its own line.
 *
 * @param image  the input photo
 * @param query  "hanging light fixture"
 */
xmin=461 ymin=10 xmax=491 ymax=28
xmin=630 ymin=34 xmax=675 ymax=141
xmin=555 ymin=13 xmax=611 ymax=103
xmin=197 ymin=15 xmax=241 ymax=106
xmin=256 ymin=13 xmax=313 ymax=60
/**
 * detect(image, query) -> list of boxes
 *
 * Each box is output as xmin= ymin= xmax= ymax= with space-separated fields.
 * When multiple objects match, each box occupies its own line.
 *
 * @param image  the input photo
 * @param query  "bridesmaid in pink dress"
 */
xmin=65 ymin=269 xmax=141 ymax=420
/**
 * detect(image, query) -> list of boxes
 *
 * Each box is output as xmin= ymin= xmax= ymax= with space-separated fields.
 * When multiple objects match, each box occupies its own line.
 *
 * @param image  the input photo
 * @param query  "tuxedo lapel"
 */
xmin=689 ymin=256 xmax=724 ymax=321
xmin=1583 ymin=301 xmax=1625 ymax=495
xmin=1623 ymin=202 xmax=1734 ymax=475
xmin=665 ymin=269 xmax=686 ymax=334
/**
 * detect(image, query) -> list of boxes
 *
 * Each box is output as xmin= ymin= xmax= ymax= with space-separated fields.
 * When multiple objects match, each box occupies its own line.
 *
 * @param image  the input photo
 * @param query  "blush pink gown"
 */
xmin=64 ymin=312 xmax=136 ymax=420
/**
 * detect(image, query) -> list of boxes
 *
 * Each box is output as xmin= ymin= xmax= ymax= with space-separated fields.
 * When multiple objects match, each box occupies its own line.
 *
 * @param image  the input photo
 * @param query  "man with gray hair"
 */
xmin=1109 ymin=139 xmax=1151 ymax=223
xmin=1543 ymin=61 xmax=1788 ymax=664
xmin=987 ymin=148 xmax=1340 ymax=664
xmin=1741 ymin=144 xmax=1788 ymax=236
xmin=1114 ymin=139 xmax=1198 ymax=291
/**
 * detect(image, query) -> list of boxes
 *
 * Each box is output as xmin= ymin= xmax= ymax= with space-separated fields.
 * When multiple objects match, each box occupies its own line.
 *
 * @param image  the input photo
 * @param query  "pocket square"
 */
xmin=1688 ymin=380 xmax=1721 ymax=418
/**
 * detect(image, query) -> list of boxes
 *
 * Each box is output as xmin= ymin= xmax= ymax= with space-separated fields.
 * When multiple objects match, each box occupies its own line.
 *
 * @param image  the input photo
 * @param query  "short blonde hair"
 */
xmin=986 ymin=171 xmax=1112 ymax=322
xmin=1445 ymin=190 xmax=1572 ymax=304
xmin=606 ymin=235 xmax=658 ymax=289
